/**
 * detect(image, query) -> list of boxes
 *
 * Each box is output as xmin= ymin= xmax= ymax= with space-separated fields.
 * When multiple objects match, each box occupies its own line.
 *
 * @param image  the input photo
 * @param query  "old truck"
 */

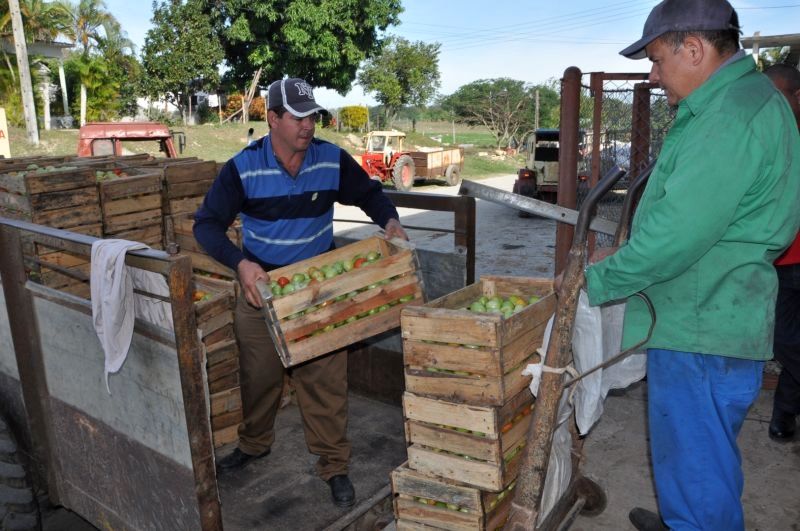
xmin=0 ymin=153 xmax=477 ymax=530
xmin=353 ymin=130 xmax=464 ymax=192
xmin=77 ymin=122 xmax=185 ymax=158
xmin=513 ymin=128 xmax=562 ymax=205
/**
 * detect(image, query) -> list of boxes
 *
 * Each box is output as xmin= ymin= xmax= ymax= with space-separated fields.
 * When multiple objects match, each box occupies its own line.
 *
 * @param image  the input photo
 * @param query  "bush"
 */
xmin=249 ymin=96 xmax=265 ymax=121
xmin=340 ymin=105 xmax=368 ymax=131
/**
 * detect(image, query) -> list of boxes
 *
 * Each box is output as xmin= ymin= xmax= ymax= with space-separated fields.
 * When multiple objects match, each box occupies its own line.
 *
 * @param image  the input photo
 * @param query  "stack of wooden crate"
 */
xmin=98 ymin=169 xmax=164 ymax=248
xmin=393 ymin=276 xmax=555 ymax=531
xmin=0 ymin=163 xmax=104 ymax=297
xmin=193 ymin=275 xmax=242 ymax=448
xmin=160 ymin=160 xmax=218 ymax=217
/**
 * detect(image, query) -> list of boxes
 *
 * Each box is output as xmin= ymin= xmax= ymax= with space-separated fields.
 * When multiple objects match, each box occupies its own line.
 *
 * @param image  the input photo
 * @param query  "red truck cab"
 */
xmin=77 ymin=122 xmax=183 ymax=158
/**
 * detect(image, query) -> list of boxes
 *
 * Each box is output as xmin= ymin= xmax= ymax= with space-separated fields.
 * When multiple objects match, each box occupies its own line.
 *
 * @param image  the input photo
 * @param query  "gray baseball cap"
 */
xmin=620 ymin=0 xmax=740 ymax=59
xmin=267 ymin=78 xmax=329 ymax=118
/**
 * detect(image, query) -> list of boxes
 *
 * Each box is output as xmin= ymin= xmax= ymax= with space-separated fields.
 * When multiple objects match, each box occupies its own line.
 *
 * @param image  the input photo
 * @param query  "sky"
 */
xmin=103 ymin=0 xmax=800 ymax=109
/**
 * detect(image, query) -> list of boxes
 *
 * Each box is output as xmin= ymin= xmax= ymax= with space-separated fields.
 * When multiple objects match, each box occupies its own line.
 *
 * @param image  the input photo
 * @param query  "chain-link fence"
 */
xmin=573 ymin=73 xmax=675 ymax=247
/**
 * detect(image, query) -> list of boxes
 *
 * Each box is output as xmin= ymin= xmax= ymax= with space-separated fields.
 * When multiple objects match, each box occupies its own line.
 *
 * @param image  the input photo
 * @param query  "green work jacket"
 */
xmin=585 ymin=55 xmax=800 ymax=360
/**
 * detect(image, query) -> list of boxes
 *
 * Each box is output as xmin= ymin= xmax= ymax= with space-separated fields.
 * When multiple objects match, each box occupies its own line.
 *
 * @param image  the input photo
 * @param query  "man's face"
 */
xmin=269 ymin=110 xmax=318 ymax=153
xmin=646 ymin=38 xmax=697 ymax=106
xmin=770 ymin=76 xmax=800 ymax=131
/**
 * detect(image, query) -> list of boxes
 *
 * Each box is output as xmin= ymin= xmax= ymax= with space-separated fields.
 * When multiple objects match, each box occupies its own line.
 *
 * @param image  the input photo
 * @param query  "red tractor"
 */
xmin=353 ymin=130 xmax=464 ymax=192
xmin=353 ymin=130 xmax=415 ymax=191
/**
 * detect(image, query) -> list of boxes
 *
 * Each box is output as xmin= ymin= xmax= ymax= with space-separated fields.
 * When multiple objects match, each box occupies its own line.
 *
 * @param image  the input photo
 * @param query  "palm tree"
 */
xmin=63 ymin=0 xmax=118 ymax=125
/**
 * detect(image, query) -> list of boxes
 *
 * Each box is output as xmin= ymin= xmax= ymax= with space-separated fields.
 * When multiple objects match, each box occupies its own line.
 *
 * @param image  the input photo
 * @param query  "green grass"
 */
xmin=7 ymin=121 xmax=521 ymax=179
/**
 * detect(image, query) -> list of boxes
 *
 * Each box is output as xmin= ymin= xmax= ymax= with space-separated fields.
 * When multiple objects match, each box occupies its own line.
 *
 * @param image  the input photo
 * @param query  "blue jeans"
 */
xmin=647 ymin=349 xmax=763 ymax=531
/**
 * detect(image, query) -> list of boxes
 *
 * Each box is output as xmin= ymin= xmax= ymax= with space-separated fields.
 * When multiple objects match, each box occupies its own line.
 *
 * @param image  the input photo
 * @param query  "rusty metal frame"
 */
xmin=0 ymin=217 xmax=222 ymax=530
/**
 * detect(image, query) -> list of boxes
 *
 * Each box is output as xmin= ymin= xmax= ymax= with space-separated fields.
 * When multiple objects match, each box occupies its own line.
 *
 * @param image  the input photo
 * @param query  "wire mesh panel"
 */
xmin=574 ymin=73 xmax=675 ymax=247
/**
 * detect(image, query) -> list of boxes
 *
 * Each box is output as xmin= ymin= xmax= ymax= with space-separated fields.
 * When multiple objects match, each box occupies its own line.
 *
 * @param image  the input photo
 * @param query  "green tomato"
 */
xmin=528 ymin=295 xmax=541 ymax=305
xmin=366 ymin=251 xmax=380 ymax=262
xmin=399 ymin=294 xmax=414 ymax=302
xmin=333 ymin=261 xmax=344 ymax=274
xmin=324 ymin=267 xmax=337 ymax=279
xmin=378 ymin=304 xmax=390 ymax=312
xmin=281 ymin=283 xmax=296 ymax=296
xmin=343 ymin=259 xmax=354 ymax=272
xmin=292 ymin=273 xmax=306 ymax=284
xmin=469 ymin=301 xmax=486 ymax=312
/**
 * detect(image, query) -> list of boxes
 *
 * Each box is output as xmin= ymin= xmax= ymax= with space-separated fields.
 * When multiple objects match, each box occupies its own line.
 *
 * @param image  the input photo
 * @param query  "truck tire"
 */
xmin=444 ymin=164 xmax=461 ymax=186
xmin=392 ymin=155 xmax=415 ymax=192
xmin=0 ymin=417 xmax=40 ymax=531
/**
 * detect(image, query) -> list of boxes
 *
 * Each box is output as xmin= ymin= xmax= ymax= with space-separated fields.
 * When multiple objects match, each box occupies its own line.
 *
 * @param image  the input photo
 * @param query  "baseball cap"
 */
xmin=267 ymin=78 xmax=329 ymax=118
xmin=620 ymin=0 xmax=740 ymax=59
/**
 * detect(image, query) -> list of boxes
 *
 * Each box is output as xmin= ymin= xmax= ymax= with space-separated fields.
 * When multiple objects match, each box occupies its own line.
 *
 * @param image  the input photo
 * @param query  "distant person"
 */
xmin=246 ymin=127 xmax=255 ymax=144
xmin=194 ymin=77 xmax=407 ymax=509
xmin=580 ymin=1 xmax=800 ymax=530
xmin=765 ymin=63 xmax=800 ymax=442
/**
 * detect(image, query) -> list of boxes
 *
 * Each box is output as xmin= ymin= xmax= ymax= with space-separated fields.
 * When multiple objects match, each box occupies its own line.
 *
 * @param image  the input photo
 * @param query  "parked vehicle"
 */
xmin=77 ymin=122 xmax=185 ymax=158
xmin=513 ymin=128 xmax=563 ymax=204
xmin=352 ymin=130 xmax=464 ymax=191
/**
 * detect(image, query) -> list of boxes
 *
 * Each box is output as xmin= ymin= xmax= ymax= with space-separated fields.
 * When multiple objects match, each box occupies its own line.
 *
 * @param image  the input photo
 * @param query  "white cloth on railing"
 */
xmin=90 ymin=239 xmax=172 ymax=394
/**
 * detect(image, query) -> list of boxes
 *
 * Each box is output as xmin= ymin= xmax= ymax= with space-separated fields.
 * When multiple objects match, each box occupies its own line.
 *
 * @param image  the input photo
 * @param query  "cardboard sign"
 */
xmin=0 ymin=108 xmax=10 ymax=158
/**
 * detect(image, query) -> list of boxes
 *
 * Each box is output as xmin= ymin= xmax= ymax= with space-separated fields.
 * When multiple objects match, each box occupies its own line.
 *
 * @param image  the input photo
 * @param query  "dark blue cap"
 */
xmin=620 ymin=0 xmax=740 ymax=59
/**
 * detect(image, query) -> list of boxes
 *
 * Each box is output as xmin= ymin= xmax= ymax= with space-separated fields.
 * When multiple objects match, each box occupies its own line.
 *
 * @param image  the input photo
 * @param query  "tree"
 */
xmin=202 ymin=0 xmax=402 ymax=94
xmin=441 ymin=78 xmax=547 ymax=148
xmin=357 ymin=36 xmax=441 ymax=127
xmin=340 ymin=105 xmax=368 ymax=131
xmin=63 ymin=0 xmax=119 ymax=124
xmin=141 ymin=0 xmax=223 ymax=125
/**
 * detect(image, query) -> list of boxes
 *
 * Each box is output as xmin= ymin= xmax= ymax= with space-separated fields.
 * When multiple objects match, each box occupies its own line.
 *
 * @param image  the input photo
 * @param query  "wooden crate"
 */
xmin=262 ymin=236 xmax=426 ymax=368
xmin=392 ymin=462 xmax=516 ymax=531
xmin=169 ymin=212 xmax=241 ymax=279
xmin=401 ymin=276 xmax=555 ymax=407
xmin=403 ymin=389 xmax=533 ymax=467
xmin=98 ymin=171 xmax=164 ymax=245
xmin=161 ymin=160 xmax=218 ymax=216
xmin=0 ymin=166 xmax=101 ymax=229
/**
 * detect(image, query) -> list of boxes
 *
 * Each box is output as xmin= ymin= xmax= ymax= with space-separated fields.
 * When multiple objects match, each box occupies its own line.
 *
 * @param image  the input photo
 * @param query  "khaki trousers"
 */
xmin=234 ymin=293 xmax=351 ymax=480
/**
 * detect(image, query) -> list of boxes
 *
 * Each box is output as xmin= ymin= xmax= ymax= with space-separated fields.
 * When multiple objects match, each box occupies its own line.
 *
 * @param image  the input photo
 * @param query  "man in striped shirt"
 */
xmin=194 ymin=77 xmax=408 ymax=508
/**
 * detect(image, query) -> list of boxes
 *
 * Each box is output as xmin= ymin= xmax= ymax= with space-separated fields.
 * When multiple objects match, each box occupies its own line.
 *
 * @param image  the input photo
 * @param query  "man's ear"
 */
xmin=794 ymin=88 xmax=800 ymax=106
xmin=683 ymin=35 xmax=705 ymax=66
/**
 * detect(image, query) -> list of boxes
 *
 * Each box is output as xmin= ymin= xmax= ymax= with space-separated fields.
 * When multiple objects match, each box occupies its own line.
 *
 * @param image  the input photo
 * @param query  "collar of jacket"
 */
xmin=681 ymin=53 xmax=756 ymax=117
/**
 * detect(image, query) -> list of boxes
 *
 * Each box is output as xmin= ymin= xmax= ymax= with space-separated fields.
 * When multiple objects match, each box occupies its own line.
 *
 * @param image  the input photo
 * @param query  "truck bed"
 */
xmin=217 ymin=392 xmax=406 ymax=530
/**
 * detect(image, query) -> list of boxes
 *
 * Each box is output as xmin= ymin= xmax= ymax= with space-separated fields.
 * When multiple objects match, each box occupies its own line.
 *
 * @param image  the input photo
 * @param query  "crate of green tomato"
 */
xmin=258 ymin=235 xmax=426 ymax=368
xmin=401 ymin=276 xmax=555 ymax=407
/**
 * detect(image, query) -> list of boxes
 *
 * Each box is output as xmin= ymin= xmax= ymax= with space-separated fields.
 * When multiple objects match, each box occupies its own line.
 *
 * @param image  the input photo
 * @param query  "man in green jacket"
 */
xmin=584 ymin=1 xmax=800 ymax=529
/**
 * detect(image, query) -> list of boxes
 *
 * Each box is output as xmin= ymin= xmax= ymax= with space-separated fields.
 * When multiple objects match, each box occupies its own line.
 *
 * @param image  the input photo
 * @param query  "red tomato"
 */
xmin=353 ymin=257 xmax=367 ymax=269
xmin=277 ymin=276 xmax=290 ymax=287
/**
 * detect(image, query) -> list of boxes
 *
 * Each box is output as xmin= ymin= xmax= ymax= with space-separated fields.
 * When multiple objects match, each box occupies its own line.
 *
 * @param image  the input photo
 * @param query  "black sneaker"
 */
xmin=768 ymin=408 xmax=796 ymax=442
xmin=327 ymin=474 xmax=356 ymax=508
xmin=629 ymin=507 xmax=668 ymax=531
xmin=216 ymin=448 xmax=270 ymax=473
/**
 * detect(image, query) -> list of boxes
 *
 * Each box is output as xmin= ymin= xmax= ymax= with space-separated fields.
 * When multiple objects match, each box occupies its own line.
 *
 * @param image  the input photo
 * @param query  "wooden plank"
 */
xmin=24 ymin=169 xmax=95 ymax=194
xmin=30 ymin=186 xmax=99 ymax=212
xmin=102 ymin=193 xmax=162 ymax=217
xmin=395 ymin=497 xmax=479 ymax=531
xmin=99 ymin=174 xmax=162 ymax=201
xmin=103 ymin=208 xmax=162 ymax=233
xmin=32 ymin=203 xmax=101 ymax=228
xmin=167 ymin=180 xmax=214 ymax=199
xmin=183 ymin=250 xmax=235 ymax=278
xmin=203 ymin=324 xmax=235 ymax=349
xmin=169 ymin=196 xmax=204 ymax=215
xmin=164 ymin=161 xmax=218 ymax=185
xmin=206 ymin=340 xmax=237 ymax=368
xmin=403 ymin=392 xmax=498 ymax=436
xmin=208 ymin=372 xmax=238 ymax=395
xmin=210 ymin=387 xmax=242 ymax=417
xmin=210 ymin=409 xmax=243 ymax=431
xmin=212 ymin=424 xmax=239 ymax=449
xmin=0 ymin=190 xmax=32 ymax=213
xmin=108 ymin=224 xmax=163 ymax=244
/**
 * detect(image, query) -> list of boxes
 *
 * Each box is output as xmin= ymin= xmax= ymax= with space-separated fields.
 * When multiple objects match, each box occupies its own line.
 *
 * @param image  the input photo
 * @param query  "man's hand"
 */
xmin=238 ymin=259 xmax=270 ymax=308
xmin=553 ymin=246 xmax=619 ymax=292
xmin=384 ymin=218 xmax=409 ymax=241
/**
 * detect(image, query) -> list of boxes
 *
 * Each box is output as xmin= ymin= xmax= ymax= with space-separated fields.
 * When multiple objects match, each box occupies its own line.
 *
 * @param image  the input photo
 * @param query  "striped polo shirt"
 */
xmin=194 ymin=135 xmax=398 ymax=271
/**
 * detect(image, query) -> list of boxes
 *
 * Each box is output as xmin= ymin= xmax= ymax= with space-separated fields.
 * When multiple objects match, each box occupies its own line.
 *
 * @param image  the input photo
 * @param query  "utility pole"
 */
xmin=9 ymin=0 xmax=39 ymax=145
xmin=534 ymin=89 xmax=540 ymax=132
